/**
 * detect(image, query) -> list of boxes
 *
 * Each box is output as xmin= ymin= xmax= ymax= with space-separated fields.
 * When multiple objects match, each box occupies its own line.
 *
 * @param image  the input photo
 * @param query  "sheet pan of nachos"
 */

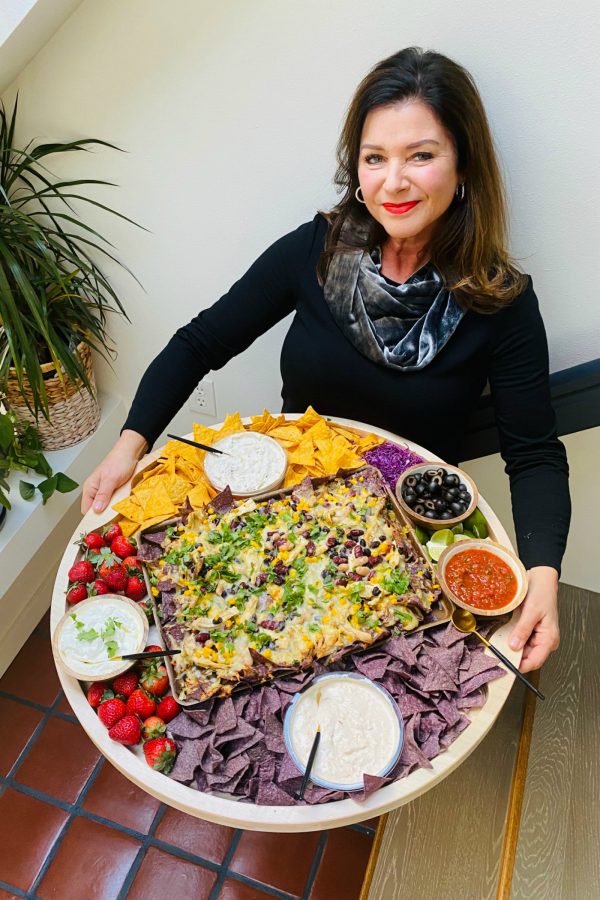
xmin=138 ymin=465 xmax=452 ymax=705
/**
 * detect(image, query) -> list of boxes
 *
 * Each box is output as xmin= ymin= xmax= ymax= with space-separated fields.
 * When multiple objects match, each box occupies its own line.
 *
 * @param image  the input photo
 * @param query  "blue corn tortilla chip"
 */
xmin=167 ymin=616 xmax=506 ymax=806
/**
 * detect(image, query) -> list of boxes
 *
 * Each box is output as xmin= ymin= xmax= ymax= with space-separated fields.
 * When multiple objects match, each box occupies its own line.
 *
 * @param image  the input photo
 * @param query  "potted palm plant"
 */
xmin=0 ymin=96 xmax=141 ymax=449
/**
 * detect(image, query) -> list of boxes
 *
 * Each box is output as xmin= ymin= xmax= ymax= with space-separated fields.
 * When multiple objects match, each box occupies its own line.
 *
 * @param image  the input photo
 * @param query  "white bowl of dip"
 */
xmin=283 ymin=672 xmax=404 ymax=792
xmin=52 ymin=595 xmax=149 ymax=681
xmin=203 ymin=431 xmax=287 ymax=497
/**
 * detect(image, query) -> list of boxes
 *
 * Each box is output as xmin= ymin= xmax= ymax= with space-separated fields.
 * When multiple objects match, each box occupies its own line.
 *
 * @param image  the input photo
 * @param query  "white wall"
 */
xmin=2 ymin=0 xmax=598 ymax=589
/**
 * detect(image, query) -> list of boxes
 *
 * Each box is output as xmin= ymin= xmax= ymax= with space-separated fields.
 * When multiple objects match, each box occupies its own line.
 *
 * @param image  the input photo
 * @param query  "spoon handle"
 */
xmin=477 ymin=634 xmax=545 ymax=701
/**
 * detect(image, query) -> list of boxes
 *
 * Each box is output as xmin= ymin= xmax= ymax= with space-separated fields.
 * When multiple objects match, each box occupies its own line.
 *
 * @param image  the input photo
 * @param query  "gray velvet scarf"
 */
xmin=323 ymin=216 xmax=465 ymax=371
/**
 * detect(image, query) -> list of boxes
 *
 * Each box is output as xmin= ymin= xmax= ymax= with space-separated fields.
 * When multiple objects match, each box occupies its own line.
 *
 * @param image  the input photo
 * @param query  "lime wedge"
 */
xmin=451 ymin=522 xmax=464 ymax=534
xmin=414 ymin=525 xmax=429 ymax=545
xmin=453 ymin=533 xmax=471 ymax=542
xmin=464 ymin=508 xmax=489 ymax=539
xmin=425 ymin=528 xmax=455 ymax=562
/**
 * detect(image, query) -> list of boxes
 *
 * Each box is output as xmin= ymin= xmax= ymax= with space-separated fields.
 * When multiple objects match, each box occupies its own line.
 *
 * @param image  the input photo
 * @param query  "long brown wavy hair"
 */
xmin=318 ymin=47 xmax=527 ymax=312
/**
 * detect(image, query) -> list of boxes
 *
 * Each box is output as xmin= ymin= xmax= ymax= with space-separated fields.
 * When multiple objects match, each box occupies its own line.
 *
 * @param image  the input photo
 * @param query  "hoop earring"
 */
xmin=455 ymin=182 xmax=465 ymax=201
xmin=355 ymin=186 xmax=366 ymax=204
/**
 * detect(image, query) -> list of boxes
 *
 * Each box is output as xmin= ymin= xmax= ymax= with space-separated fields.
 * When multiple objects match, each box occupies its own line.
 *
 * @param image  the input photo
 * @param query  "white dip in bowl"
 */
xmin=54 ymin=595 xmax=148 ymax=681
xmin=284 ymin=672 xmax=404 ymax=791
xmin=203 ymin=432 xmax=287 ymax=496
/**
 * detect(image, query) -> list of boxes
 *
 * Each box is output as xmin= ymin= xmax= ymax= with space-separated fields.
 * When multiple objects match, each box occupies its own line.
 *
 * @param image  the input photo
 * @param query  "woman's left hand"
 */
xmin=508 ymin=566 xmax=560 ymax=673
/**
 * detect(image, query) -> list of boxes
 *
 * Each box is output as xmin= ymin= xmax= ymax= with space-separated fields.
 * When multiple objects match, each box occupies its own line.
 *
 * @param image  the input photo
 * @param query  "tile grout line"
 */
xmin=207 ymin=829 xmax=243 ymax=900
xmin=116 ymin=803 xmax=169 ymax=899
xmin=0 ymin=878 xmax=28 ymax=898
xmin=27 ymin=754 xmax=106 ymax=897
xmin=3 ymin=689 xmax=66 ymax=783
xmin=301 ymin=831 xmax=329 ymax=900
xmin=220 ymin=871 xmax=302 ymax=899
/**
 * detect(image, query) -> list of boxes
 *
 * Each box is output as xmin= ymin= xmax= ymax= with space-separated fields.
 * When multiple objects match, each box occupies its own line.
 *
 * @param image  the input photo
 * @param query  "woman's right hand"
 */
xmin=81 ymin=430 xmax=148 ymax=515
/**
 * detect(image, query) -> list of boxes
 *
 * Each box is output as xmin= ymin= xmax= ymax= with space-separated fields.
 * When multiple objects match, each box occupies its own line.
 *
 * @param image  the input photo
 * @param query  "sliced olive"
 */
xmin=415 ymin=484 xmax=426 ymax=497
xmin=405 ymin=475 xmax=418 ymax=488
xmin=424 ymin=509 xmax=438 ymax=519
xmin=425 ymin=500 xmax=436 ymax=510
xmin=414 ymin=503 xmax=426 ymax=515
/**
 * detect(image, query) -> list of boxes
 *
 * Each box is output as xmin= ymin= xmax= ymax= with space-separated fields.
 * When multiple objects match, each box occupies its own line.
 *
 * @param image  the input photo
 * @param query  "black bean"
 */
xmin=350 ymin=528 xmax=364 ymax=538
xmin=363 ymin=548 xmax=371 ymax=556
xmin=372 ymin=586 xmax=381 ymax=596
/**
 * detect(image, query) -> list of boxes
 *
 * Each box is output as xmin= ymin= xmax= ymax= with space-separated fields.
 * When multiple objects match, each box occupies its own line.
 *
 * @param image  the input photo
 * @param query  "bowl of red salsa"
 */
xmin=436 ymin=539 xmax=528 ymax=617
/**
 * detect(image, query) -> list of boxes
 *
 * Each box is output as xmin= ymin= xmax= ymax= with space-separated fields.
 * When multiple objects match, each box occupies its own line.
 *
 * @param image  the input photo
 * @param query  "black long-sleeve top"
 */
xmin=124 ymin=214 xmax=570 ymax=573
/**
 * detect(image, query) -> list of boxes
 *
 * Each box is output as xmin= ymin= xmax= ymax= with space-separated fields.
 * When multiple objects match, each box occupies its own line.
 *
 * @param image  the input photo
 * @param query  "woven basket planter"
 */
xmin=4 ymin=342 xmax=100 ymax=450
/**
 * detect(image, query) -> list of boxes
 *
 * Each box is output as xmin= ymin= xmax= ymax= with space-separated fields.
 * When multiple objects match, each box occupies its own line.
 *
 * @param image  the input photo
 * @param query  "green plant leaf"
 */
xmin=56 ymin=472 xmax=78 ymax=493
xmin=37 ymin=474 xmax=58 ymax=504
xmin=19 ymin=480 xmax=36 ymax=500
xmin=0 ymin=415 xmax=14 ymax=452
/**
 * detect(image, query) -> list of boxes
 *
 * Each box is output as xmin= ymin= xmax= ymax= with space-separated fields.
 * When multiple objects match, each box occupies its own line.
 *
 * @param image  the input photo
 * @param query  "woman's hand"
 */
xmin=81 ymin=430 xmax=148 ymax=515
xmin=509 ymin=566 xmax=560 ymax=673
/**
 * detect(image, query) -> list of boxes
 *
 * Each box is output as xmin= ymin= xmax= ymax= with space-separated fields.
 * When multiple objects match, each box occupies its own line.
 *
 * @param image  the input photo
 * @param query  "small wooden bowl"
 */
xmin=436 ymin=539 xmax=528 ymax=617
xmin=52 ymin=595 xmax=149 ymax=681
xmin=395 ymin=462 xmax=478 ymax=529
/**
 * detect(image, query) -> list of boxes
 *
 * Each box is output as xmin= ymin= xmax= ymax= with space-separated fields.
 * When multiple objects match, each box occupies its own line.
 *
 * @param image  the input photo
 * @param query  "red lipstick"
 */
xmin=382 ymin=201 xmax=420 ymax=215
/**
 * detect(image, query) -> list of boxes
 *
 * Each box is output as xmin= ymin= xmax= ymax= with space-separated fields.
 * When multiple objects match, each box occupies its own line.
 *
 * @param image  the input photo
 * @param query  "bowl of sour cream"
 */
xmin=203 ymin=431 xmax=287 ymax=497
xmin=52 ymin=595 xmax=148 ymax=681
xmin=283 ymin=672 xmax=404 ymax=792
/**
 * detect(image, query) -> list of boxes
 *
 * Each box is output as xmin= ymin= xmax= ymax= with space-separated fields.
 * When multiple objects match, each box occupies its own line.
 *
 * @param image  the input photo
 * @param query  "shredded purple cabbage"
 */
xmin=363 ymin=441 xmax=424 ymax=491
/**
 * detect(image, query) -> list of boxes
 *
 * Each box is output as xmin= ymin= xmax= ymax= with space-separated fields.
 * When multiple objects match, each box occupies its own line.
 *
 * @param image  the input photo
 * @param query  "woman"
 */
xmin=82 ymin=47 xmax=570 ymax=674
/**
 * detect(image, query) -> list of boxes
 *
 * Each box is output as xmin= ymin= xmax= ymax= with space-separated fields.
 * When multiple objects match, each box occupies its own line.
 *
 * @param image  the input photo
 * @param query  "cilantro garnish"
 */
xmin=383 ymin=572 xmax=410 ymax=595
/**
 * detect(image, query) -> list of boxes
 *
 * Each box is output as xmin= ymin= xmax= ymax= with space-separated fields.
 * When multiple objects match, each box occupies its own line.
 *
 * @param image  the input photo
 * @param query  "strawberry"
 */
xmin=98 ymin=559 xmax=127 ymax=592
xmin=89 ymin=579 xmax=110 ymax=596
xmin=137 ymin=598 xmax=154 ymax=622
xmin=142 ymin=715 xmax=166 ymax=740
xmin=143 ymin=736 xmax=177 ymax=773
xmin=140 ymin=661 xmax=169 ymax=697
xmin=102 ymin=522 xmax=122 ymax=543
xmin=97 ymin=697 xmax=126 ymax=728
xmin=66 ymin=584 xmax=88 ymax=605
xmin=112 ymin=671 xmax=139 ymax=698
xmin=109 ymin=714 xmax=142 ymax=746
xmin=78 ymin=531 xmax=105 ymax=553
xmin=122 ymin=556 xmax=143 ymax=575
xmin=67 ymin=560 xmax=95 ymax=584
xmin=87 ymin=682 xmax=113 ymax=708
xmin=125 ymin=575 xmax=146 ymax=602
xmin=110 ymin=535 xmax=137 ymax=560
xmin=126 ymin=688 xmax=156 ymax=719
xmin=156 ymin=695 xmax=181 ymax=723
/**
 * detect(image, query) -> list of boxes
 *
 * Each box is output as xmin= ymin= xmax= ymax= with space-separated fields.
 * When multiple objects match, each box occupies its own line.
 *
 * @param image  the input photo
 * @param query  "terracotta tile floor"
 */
xmin=0 ymin=611 xmax=377 ymax=899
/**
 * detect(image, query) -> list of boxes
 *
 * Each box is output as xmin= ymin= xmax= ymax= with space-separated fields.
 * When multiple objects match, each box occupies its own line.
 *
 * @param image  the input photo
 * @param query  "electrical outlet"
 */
xmin=189 ymin=378 xmax=217 ymax=416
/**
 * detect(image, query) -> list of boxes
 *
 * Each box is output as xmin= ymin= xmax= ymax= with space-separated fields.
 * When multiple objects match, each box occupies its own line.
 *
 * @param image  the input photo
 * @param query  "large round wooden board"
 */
xmin=51 ymin=416 xmax=523 ymax=832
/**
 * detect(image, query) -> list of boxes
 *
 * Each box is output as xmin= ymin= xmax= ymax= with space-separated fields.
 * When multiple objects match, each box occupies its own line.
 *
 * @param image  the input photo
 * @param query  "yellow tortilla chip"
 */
xmin=295 ymin=406 xmax=325 ymax=430
xmin=287 ymin=437 xmax=316 ymax=468
xmin=118 ymin=518 xmax=139 ymax=538
xmin=187 ymin=481 xmax=215 ymax=509
xmin=162 ymin=439 xmax=204 ymax=466
xmin=112 ymin=495 xmax=145 ymax=524
xmin=267 ymin=424 xmax=303 ymax=444
xmin=135 ymin=481 xmax=177 ymax=519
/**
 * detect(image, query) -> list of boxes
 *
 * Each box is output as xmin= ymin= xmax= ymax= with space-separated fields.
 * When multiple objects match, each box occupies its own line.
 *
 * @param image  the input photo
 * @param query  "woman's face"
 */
xmin=357 ymin=101 xmax=460 ymax=248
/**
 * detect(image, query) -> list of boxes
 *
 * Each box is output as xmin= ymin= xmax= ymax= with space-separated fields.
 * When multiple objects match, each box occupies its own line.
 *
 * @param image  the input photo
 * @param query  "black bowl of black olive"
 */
xmin=395 ymin=463 xmax=478 ymax=528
